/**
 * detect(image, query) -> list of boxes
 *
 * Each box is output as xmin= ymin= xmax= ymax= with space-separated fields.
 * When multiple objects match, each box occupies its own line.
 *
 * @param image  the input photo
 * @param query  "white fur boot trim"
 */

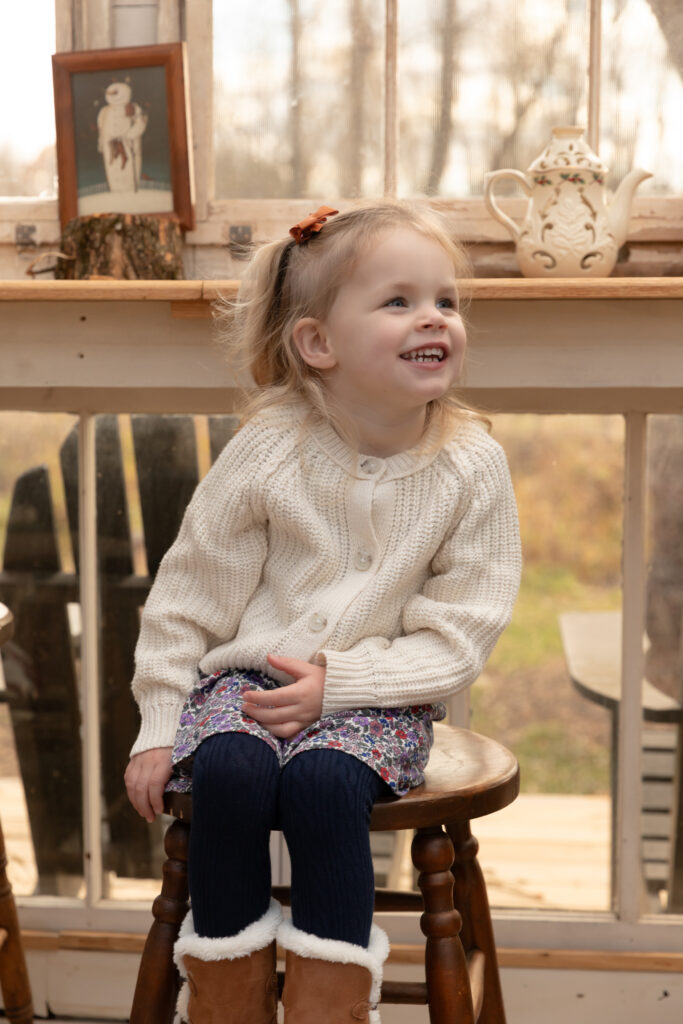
xmin=278 ymin=918 xmax=389 ymax=1024
xmin=173 ymin=980 xmax=189 ymax=1024
xmin=174 ymin=898 xmax=283 ymax=972
xmin=172 ymin=899 xmax=283 ymax=1023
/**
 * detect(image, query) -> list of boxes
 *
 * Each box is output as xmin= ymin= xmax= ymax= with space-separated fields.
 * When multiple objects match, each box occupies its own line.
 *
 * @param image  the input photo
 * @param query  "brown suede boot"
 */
xmin=174 ymin=900 xmax=282 ymax=1024
xmin=283 ymin=950 xmax=374 ymax=1022
xmin=278 ymin=919 xmax=389 ymax=1023
xmin=183 ymin=941 xmax=278 ymax=1024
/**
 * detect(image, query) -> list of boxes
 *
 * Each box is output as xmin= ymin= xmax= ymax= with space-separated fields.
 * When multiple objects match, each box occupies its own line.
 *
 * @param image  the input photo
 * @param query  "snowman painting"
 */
xmin=73 ymin=65 xmax=177 ymax=219
xmin=97 ymin=81 xmax=148 ymax=193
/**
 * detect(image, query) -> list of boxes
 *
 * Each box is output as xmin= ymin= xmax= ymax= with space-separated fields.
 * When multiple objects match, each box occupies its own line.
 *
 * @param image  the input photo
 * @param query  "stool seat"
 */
xmin=132 ymin=723 xmax=519 ymax=1024
xmin=165 ymin=724 xmax=519 ymax=830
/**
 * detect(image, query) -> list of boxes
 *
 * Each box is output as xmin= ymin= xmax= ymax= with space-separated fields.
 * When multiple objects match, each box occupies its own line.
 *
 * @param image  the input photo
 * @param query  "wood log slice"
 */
xmin=54 ymin=213 xmax=184 ymax=280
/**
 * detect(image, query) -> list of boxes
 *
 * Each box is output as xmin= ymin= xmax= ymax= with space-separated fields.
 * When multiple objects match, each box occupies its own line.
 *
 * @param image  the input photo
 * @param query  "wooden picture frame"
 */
xmin=52 ymin=43 xmax=195 ymax=231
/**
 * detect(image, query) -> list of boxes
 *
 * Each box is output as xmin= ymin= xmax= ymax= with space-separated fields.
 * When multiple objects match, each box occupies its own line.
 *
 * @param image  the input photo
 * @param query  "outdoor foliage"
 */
xmin=468 ymin=414 xmax=624 ymax=794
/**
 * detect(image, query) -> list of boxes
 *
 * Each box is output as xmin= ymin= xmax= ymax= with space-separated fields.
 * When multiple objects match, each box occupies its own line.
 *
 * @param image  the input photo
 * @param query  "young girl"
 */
xmin=125 ymin=200 xmax=521 ymax=1023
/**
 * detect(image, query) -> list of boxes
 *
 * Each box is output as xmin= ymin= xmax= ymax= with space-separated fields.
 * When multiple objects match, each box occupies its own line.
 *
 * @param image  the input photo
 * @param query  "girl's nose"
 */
xmin=417 ymin=307 xmax=447 ymax=330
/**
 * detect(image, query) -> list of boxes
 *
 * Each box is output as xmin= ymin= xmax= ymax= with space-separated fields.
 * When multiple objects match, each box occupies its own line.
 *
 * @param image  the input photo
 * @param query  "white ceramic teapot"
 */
xmin=483 ymin=126 xmax=652 ymax=277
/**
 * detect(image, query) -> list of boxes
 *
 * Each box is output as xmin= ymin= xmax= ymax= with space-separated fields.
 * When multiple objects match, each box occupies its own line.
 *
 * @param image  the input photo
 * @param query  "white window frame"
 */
xmin=1 ymin=0 xmax=681 ymax=254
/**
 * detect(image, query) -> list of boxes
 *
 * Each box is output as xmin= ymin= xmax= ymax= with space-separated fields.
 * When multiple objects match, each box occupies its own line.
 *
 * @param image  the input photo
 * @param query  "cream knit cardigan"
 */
xmin=130 ymin=403 xmax=521 ymax=756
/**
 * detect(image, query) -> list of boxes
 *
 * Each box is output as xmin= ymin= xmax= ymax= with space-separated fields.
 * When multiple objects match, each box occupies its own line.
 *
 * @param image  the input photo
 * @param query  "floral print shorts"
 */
xmin=166 ymin=668 xmax=446 ymax=796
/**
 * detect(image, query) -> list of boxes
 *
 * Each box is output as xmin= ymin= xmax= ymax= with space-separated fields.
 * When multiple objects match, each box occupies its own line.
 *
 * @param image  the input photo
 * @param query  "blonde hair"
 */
xmin=216 ymin=198 xmax=487 ymax=447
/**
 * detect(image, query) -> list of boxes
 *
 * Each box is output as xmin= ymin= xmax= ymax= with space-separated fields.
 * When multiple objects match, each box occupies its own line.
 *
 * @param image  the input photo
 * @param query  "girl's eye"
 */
xmin=437 ymin=297 xmax=457 ymax=310
xmin=385 ymin=296 xmax=407 ymax=307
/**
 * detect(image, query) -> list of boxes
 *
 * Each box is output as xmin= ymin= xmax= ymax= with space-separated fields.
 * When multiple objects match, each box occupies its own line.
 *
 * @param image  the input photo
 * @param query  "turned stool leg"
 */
xmin=0 ymin=818 xmax=33 ymax=1024
xmin=130 ymin=818 xmax=190 ymax=1024
xmin=412 ymin=825 xmax=475 ymax=1024
xmin=446 ymin=820 xmax=506 ymax=1024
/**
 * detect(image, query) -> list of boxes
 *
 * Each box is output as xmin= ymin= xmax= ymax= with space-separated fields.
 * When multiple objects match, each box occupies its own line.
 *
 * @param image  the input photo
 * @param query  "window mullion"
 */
xmin=616 ymin=412 xmax=648 ymax=922
xmin=587 ymin=0 xmax=602 ymax=152
xmin=384 ymin=0 xmax=398 ymax=197
xmin=78 ymin=412 xmax=103 ymax=907
xmin=186 ymin=0 xmax=213 ymax=220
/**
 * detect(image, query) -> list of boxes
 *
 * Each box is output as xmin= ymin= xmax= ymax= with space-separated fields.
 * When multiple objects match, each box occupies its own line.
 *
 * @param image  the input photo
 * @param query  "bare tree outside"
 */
xmin=600 ymin=0 xmax=683 ymax=192
xmin=287 ymin=0 xmax=309 ymax=197
xmin=484 ymin=20 xmax=579 ymax=178
xmin=647 ymin=0 xmax=683 ymax=72
xmin=424 ymin=0 xmax=460 ymax=196
xmin=340 ymin=0 xmax=375 ymax=198
xmin=399 ymin=0 xmax=585 ymax=196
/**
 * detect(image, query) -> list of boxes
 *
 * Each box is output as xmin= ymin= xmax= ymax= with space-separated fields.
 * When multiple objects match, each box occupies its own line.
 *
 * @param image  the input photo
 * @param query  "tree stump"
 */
xmin=54 ymin=213 xmax=184 ymax=280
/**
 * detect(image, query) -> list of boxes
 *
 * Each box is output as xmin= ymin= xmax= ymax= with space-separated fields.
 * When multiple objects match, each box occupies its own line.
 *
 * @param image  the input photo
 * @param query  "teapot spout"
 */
xmin=608 ymin=168 xmax=653 ymax=248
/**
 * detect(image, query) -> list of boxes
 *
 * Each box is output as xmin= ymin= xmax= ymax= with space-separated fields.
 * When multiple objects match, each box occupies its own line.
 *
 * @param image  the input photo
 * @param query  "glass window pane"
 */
xmin=398 ymin=0 xmax=589 ymax=197
xmin=0 ymin=4 xmax=56 ymax=196
xmin=602 ymin=0 xmax=683 ymax=195
xmin=644 ymin=414 xmax=683 ymax=915
xmin=101 ymin=413 xmax=239 ymax=899
xmin=470 ymin=415 xmax=623 ymax=912
xmin=213 ymin=0 xmax=383 ymax=199
xmin=0 ymin=412 xmax=82 ymax=898
xmin=601 ymin=0 xmax=683 ymax=195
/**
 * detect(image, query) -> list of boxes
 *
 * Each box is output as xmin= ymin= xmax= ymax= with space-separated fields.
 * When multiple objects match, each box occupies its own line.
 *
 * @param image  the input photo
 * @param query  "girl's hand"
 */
xmin=241 ymin=654 xmax=325 ymax=739
xmin=125 ymin=747 xmax=173 ymax=823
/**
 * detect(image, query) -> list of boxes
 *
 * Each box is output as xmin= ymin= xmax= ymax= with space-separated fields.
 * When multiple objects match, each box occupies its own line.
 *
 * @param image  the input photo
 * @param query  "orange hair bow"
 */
xmin=289 ymin=206 xmax=339 ymax=243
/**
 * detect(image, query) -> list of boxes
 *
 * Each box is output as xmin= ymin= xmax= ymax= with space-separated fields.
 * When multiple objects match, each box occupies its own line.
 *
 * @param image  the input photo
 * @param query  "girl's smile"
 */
xmin=399 ymin=343 xmax=448 ymax=365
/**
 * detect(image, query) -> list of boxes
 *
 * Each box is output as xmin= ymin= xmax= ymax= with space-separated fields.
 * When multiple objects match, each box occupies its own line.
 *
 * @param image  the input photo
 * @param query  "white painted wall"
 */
xmin=15 ymin=952 xmax=683 ymax=1023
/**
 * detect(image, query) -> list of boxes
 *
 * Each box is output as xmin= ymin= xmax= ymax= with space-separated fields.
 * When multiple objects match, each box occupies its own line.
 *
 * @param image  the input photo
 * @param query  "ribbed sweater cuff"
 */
xmin=318 ymin=646 xmax=377 ymax=714
xmin=129 ymin=697 xmax=184 ymax=756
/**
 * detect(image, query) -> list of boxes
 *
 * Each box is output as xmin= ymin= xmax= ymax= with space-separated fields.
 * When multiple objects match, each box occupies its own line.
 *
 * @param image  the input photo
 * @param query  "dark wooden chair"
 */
xmin=130 ymin=722 xmax=519 ymax=1024
xmin=0 ymin=603 xmax=34 ymax=1024
xmin=0 ymin=413 xmax=239 ymax=893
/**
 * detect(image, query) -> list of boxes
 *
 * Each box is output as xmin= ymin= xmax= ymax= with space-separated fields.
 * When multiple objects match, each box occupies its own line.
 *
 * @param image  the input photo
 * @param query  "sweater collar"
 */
xmin=302 ymin=408 xmax=442 ymax=481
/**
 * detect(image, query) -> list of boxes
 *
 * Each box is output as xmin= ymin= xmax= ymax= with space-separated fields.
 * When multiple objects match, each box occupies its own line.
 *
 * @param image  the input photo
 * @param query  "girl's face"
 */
xmin=293 ymin=227 xmax=467 ymax=429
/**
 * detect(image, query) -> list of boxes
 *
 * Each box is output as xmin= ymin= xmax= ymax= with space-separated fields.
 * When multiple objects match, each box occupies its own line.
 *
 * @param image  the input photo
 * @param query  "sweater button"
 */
xmin=354 ymin=550 xmax=373 ymax=571
xmin=360 ymin=457 xmax=381 ymax=474
xmin=308 ymin=612 xmax=327 ymax=632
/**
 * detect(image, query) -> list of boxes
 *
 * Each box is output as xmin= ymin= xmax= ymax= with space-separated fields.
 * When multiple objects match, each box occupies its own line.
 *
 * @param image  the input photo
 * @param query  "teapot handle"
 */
xmin=483 ymin=170 xmax=532 ymax=242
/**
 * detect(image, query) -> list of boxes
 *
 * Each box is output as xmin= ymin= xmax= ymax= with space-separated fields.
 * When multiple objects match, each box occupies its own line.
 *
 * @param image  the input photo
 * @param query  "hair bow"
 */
xmin=289 ymin=206 xmax=339 ymax=243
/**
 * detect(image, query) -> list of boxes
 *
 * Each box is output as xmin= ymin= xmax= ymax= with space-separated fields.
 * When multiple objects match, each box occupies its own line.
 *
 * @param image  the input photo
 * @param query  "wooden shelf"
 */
xmin=1 ymin=277 xmax=682 ymax=306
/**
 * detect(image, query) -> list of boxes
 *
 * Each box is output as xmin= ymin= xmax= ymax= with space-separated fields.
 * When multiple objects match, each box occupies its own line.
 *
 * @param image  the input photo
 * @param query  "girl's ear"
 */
xmin=292 ymin=317 xmax=337 ymax=370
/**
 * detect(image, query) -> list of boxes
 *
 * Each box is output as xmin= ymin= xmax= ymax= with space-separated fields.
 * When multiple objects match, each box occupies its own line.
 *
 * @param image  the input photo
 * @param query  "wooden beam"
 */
xmin=16 ymin=931 xmax=683 ymax=972
xmin=1 ymin=277 xmax=682 ymax=306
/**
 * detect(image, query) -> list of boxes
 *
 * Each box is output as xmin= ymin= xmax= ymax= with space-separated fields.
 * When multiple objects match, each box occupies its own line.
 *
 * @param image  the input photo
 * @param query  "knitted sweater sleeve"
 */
xmin=129 ymin=427 xmax=269 ymax=755
xmin=319 ymin=439 xmax=522 ymax=713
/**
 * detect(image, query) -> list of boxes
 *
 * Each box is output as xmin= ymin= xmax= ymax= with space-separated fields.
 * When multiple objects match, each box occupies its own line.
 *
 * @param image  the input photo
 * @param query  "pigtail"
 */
xmin=214 ymin=237 xmax=294 ymax=391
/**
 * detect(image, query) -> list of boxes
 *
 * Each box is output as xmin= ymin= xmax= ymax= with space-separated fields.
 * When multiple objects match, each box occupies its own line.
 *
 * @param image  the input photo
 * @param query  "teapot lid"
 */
xmin=528 ymin=126 xmax=608 ymax=174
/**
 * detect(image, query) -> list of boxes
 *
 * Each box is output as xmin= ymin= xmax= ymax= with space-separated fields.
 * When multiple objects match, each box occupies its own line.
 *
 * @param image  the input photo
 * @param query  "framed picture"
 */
xmin=52 ymin=43 xmax=194 ymax=230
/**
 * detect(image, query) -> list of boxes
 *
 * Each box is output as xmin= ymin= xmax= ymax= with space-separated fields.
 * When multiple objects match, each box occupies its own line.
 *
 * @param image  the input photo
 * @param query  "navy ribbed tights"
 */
xmin=188 ymin=732 xmax=388 ymax=946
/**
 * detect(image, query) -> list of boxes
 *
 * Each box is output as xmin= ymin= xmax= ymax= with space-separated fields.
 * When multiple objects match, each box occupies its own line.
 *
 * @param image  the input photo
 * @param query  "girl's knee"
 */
xmin=281 ymin=750 xmax=381 ymax=820
xmin=193 ymin=732 xmax=278 ymax=794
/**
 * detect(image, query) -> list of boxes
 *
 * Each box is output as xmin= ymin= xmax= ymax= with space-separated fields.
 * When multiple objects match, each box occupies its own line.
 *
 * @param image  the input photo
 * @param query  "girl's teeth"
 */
xmin=401 ymin=348 xmax=444 ymax=362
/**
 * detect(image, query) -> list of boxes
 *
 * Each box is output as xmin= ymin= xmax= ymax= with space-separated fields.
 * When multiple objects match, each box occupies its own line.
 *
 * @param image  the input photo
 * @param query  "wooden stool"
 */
xmin=130 ymin=723 xmax=519 ymax=1024
xmin=0 ymin=603 xmax=34 ymax=1024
